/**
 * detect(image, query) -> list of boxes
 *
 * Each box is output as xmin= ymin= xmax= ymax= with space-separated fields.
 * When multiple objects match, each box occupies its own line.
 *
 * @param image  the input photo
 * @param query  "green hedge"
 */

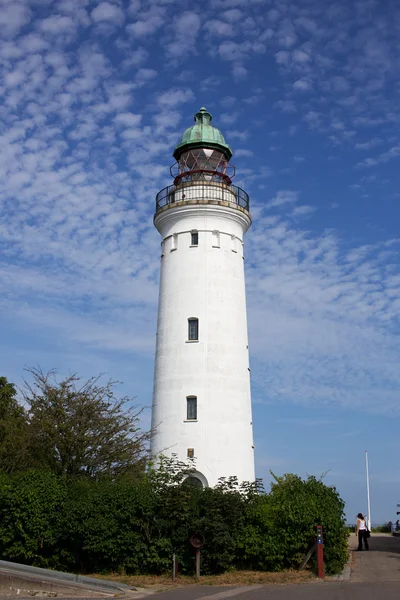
xmin=0 ymin=469 xmax=348 ymax=576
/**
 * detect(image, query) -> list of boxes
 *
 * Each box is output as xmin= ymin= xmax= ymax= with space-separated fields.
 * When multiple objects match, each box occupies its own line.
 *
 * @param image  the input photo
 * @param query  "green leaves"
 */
xmin=0 ymin=466 xmax=348 ymax=576
xmin=0 ymin=377 xmax=29 ymax=473
xmin=0 ymin=471 xmax=66 ymax=567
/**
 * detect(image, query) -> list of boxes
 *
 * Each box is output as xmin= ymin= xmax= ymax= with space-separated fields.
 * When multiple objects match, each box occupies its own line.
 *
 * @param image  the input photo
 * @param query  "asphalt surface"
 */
xmin=348 ymin=532 xmax=400 ymax=582
xmin=150 ymin=581 xmax=400 ymax=599
xmin=2 ymin=534 xmax=399 ymax=600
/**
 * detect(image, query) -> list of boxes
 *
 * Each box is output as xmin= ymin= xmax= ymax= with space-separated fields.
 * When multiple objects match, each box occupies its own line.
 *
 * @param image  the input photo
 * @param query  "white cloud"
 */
xmin=292 ymin=49 xmax=310 ymax=63
xmin=120 ymin=47 xmax=149 ymax=70
xmin=156 ymin=88 xmax=194 ymax=108
xmin=205 ymin=19 xmax=233 ymax=37
xmin=220 ymin=96 xmax=236 ymax=107
xmin=232 ymin=64 xmax=247 ymax=80
xmin=277 ymin=25 xmax=297 ymax=48
xmin=0 ymin=2 xmax=31 ymax=37
xmin=39 ymin=15 xmax=76 ymax=34
xmin=234 ymin=149 xmax=253 ymax=157
xmin=91 ymin=2 xmax=125 ymax=25
xmin=356 ymin=145 xmax=400 ymax=168
xmin=226 ymin=129 xmax=248 ymax=141
xmin=291 ymin=205 xmax=316 ymax=217
xmin=293 ymin=78 xmax=312 ymax=92
xmin=175 ymin=11 xmax=201 ymax=36
xmin=355 ymin=138 xmax=382 ymax=150
xmin=200 ymin=75 xmax=222 ymax=91
xmin=220 ymin=112 xmax=239 ymax=125
xmin=267 ymin=190 xmax=298 ymax=208
xmin=134 ymin=68 xmax=158 ymax=87
xmin=127 ymin=12 xmax=164 ymax=36
xmin=275 ymin=100 xmax=297 ymax=113
xmin=275 ymin=50 xmax=290 ymax=65
xmin=222 ymin=9 xmax=243 ymax=22
xmin=303 ymin=111 xmax=322 ymax=130
xmin=114 ymin=112 xmax=142 ymax=127
xmin=166 ymin=11 xmax=201 ymax=58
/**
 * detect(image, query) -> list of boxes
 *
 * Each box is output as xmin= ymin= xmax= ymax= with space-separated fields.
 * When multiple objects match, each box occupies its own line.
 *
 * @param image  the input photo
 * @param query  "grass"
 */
xmin=89 ymin=570 xmax=316 ymax=592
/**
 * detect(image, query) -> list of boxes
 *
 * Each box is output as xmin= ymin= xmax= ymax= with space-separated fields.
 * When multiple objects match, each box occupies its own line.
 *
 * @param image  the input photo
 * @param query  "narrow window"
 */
xmin=212 ymin=230 xmax=220 ymax=248
xmin=188 ymin=318 xmax=199 ymax=341
xmin=171 ymin=233 xmax=178 ymax=251
xmin=231 ymin=235 xmax=237 ymax=253
xmin=186 ymin=396 xmax=197 ymax=420
xmin=187 ymin=448 xmax=194 ymax=458
xmin=191 ymin=231 xmax=199 ymax=246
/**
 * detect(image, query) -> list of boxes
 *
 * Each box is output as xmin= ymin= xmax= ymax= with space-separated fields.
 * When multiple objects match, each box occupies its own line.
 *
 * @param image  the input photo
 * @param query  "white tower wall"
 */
xmin=151 ymin=185 xmax=255 ymax=487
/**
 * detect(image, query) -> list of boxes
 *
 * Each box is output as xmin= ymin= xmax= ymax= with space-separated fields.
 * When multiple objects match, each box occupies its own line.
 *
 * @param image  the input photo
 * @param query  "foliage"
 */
xmin=0 ymin=377 xmax=29 ymax=473
xmin=266 ymin=473 xmax=348 ymax=574
xmin=22 ymin=368 xmax=150 ymax=479
xmin=0 ymin=470 xmax=66 ymax=566
xmin=0 ymin=461 xmax=348 ymax=577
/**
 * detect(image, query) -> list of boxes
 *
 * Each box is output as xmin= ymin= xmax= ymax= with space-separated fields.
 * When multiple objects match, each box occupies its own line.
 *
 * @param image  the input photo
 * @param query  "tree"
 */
xmin=23 ymin=368 xmax=150 ymax=479
xmin=0 ymin=377 xmax=28 ymax=473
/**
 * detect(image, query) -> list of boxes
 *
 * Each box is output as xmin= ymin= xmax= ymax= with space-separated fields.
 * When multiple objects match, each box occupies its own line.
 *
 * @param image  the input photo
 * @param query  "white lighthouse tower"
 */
xmin=151 ymin=107 xmax=255 ymax=487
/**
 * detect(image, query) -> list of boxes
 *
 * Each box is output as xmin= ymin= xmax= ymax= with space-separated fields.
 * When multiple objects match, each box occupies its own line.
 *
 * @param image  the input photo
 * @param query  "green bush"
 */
xmin=0 ymin=470 xmax=66 ymax=567
xmin=266 ymin=474 xmax=348 ymax=574
xmin=0 ymin=467 xmax=348 ymax=576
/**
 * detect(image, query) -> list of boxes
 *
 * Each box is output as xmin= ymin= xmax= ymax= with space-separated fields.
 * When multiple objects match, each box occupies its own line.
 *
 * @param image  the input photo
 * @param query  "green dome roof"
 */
xmin=173 ymin=107 xmax=232 ymax=160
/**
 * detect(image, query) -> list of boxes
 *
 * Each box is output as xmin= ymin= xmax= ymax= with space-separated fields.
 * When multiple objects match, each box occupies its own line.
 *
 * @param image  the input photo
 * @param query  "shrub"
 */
xmin=0 ymin=470 xmax=65 ymax=567
xmin=0 ymin=467 xmax=348 ymax=576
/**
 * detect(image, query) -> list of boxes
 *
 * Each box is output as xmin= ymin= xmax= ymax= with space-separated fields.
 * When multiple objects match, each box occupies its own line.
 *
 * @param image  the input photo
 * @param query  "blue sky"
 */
xmin=0 ymin=0 xmax=399 ymax=525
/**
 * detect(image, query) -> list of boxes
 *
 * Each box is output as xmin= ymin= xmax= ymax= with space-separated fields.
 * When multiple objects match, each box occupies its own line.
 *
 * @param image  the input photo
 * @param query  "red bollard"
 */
xmin=316 ymin=525 xmax=325 ymax=579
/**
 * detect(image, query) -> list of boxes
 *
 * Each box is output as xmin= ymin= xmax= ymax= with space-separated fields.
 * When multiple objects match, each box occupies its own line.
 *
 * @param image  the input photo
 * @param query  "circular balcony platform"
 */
xmin=155 ymin=181 xmax=250 ymax=214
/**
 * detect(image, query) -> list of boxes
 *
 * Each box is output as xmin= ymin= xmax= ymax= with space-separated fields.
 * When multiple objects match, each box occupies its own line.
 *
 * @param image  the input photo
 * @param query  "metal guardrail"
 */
xmin=0 ymin=559 xmax=135 ymax=592
xmin=155 ymin=182 xmax=250 ymax=212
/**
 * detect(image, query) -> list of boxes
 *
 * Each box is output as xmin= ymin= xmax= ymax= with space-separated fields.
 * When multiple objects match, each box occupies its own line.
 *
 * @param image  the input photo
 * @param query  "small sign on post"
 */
xmin=190 ymin=533 xmax=205 ymax=581
xmin=316 ymin=525 xmax=325 ymax=579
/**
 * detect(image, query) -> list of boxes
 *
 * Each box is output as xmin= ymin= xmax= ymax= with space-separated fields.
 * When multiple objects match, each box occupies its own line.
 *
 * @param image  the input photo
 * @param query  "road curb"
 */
xmin=327 ymin=550 xmax=352 ymax=582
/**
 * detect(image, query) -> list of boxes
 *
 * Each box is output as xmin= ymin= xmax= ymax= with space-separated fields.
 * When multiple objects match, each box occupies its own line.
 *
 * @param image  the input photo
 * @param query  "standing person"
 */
xmin=356 ymin=513 xmax=369 ymax=551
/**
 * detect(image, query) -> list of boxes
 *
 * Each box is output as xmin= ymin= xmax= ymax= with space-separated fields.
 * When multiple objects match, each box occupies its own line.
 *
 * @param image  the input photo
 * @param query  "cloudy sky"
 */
xmin=1 ymin=0 xmax=399 ymax=523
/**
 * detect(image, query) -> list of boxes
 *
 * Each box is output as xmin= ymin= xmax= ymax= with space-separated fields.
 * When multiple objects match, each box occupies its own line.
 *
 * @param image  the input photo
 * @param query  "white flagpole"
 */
xmin=366 ymin=450 xmax=371 ymax=530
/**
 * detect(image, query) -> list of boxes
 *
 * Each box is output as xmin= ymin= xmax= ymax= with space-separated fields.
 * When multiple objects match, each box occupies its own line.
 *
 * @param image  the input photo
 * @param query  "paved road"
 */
xmin=147 ymin=581 xmax=400 ymax=600
xmin=348 ymin=532 xmax=400 ymax=582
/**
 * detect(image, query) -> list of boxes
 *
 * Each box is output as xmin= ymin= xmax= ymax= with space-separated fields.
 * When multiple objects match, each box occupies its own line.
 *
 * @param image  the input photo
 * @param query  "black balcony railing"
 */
xmin=155 ymin=182 xmax=250 ymax=212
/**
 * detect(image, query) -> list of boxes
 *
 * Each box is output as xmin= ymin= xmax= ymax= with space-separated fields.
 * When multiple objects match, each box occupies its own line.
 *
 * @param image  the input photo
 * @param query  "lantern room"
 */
xmin=170 ymin=107 xmax=236 ymax=185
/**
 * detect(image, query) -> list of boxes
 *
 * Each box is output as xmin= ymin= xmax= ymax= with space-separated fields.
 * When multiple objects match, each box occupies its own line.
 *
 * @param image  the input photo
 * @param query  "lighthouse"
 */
xmin=151 ymin=107 xmax=255 ymax=487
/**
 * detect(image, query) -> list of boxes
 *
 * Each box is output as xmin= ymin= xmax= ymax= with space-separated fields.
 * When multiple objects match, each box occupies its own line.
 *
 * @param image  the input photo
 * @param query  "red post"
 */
xmin=316 ymin=525 xmax=325 ymax=579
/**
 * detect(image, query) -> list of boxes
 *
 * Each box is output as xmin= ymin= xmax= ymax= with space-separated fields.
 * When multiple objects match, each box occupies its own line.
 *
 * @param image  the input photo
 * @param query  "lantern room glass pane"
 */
xmin=178 ymin=149 xmax=228 ymax=176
